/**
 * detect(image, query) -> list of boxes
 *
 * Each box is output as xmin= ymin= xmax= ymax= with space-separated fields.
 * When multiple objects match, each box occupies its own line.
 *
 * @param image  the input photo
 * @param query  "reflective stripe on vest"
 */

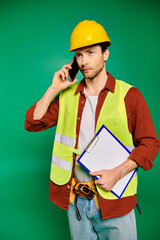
xmin=55 ymin=133 xmax=75 ymax=147
xmin=52 ymin=133 xmax=80 ymax=171
xmin=50 ymin=80 xmax=138 ymax=199
xmin=52 ymin=155 xmax=71 ymax=171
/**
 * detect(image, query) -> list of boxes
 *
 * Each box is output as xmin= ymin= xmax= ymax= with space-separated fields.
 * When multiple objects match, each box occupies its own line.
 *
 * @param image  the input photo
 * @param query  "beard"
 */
xmin=81 ymin=65 xmax=104 ymax=81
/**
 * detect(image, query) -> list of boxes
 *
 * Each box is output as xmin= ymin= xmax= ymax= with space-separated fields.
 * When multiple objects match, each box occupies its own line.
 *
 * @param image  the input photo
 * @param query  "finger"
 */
xmin=94 ymin=178 xmax=103 ymax=186
xmin=62 ymin=68 xmax=69 ymax=79
xmin=62 ymin=64 xmax=72 ymax=70
xmin=90 ymin=170 xmax=103 ymax=176
xmin=94 ymin=179 xmax=100 ymax=185
xmin=58 ymin=70 xmax=66 ymax=81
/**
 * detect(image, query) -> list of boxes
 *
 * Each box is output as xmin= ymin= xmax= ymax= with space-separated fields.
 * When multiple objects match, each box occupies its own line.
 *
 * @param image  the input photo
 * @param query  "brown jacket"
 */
xmin=25 ymin=72 xmax=160 ymax=219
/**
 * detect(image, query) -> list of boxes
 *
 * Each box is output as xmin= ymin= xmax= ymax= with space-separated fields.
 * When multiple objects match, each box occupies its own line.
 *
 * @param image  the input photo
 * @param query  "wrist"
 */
xmin=116 ymin=159 xmax=138 ymax=180
xmin=49 ymin=85 xmax=61 ymax=95
xmin=117 ymin=165 xmax=126 ymax=179
xmin=113 ymin=166 xmax=123 ymax=181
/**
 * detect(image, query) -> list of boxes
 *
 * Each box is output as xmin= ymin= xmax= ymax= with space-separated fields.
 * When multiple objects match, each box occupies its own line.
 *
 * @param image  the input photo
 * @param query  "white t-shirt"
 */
xmin=74 ymin=88 xmax=98 ymax=181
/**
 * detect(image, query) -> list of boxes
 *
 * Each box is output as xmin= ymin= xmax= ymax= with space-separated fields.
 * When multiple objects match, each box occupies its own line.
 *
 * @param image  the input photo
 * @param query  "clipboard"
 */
xmin=77 ymin=124 xmax=137 ymax=199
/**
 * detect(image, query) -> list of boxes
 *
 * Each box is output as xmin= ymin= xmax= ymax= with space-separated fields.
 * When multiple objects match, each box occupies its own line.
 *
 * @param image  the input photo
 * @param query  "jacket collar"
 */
xmin=74 ymin=72 xmax=115 ymax=95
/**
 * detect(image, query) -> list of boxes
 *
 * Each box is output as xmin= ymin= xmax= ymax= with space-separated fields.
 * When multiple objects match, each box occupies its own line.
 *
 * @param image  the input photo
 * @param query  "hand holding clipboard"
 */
xmin=77 ymin=125 xmax=137 ymax=199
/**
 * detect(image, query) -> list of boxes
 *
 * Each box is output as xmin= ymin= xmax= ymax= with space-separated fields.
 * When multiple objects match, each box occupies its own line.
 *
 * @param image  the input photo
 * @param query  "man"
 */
xmin=25 ymin=20 xmax=159 ymax=239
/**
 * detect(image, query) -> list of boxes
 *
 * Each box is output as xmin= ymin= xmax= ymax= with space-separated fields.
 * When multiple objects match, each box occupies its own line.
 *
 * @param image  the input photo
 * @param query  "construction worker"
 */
xmin=25 ymin=20 xmax=160 ymax=240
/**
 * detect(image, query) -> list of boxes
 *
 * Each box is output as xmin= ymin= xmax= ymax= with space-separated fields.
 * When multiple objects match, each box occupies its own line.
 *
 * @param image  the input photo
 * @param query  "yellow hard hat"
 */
xmin=69 ymin=20 xmax=111 ymax=52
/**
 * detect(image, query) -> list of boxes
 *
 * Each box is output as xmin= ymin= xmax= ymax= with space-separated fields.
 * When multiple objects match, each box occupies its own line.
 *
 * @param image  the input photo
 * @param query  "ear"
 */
xmin=103 ymin=49 xmax=109 ymax=62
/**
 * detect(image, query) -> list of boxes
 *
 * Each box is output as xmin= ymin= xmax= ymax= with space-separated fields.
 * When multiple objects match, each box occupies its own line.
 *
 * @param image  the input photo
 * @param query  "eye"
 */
xmin=76 ymin=53 xmax=82 ymax=58
xmin=89 ymin=51 xmax=94 ymax=55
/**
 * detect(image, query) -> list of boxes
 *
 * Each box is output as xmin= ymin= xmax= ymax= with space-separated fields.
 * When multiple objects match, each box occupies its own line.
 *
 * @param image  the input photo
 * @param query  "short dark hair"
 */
xmin=98 ymin=42 xmax=109 ymax=52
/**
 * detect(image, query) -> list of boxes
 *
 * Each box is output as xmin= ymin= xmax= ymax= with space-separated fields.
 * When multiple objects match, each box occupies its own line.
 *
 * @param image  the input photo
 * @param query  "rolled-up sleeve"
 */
xmin=125 ymin=87 xmax=160 ymax=171
xmin=24 ymin=95 xmax=59 ymax=132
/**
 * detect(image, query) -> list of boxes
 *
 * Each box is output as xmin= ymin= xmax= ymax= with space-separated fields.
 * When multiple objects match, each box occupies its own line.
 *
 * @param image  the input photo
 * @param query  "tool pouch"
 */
xmin=73 ymin=182 xmax=95 ymax=200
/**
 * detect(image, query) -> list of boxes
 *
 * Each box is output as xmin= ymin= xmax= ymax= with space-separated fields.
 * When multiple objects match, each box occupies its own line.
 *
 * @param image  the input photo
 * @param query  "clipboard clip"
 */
xmin=86 ymin=135 xmax=99 ymax=153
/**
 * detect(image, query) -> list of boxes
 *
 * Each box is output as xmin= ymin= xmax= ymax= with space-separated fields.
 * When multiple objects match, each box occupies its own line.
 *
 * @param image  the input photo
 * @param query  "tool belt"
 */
xmin=72 ymin=176 xmax=96 ymax=221
xmin=72 ymin=176 xmax=142 ymax=221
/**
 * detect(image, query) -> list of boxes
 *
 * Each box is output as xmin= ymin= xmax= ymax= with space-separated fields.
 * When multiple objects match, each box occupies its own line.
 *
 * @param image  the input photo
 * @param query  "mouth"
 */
xmin=83 ymin=68 xmax=91 ymax=72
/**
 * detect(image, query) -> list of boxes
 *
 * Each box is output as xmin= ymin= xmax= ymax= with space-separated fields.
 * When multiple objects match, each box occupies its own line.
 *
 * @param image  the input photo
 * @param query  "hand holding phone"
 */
xmin=68 ymin=57 xmax=79 ymax=81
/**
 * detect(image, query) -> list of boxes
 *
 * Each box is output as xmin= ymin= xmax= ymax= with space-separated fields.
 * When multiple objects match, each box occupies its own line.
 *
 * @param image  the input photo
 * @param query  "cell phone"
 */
xmin=68 ymin=57 xmax=79 ymax=81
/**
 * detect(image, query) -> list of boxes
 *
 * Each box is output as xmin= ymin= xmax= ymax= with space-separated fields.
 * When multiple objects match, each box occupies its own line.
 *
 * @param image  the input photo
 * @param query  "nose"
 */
xmin=81 ymin=55 xmax=88 ymax=66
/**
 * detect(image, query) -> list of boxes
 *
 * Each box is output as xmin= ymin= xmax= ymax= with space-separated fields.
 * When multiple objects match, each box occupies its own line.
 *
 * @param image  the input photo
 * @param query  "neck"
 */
xmin=85 ymin=68 xmax=108 ymax=96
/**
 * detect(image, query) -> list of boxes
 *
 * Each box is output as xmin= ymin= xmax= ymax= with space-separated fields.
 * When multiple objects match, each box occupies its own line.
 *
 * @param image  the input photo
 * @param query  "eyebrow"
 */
xmin=75 ymin=48 xmax=96 ymax=55
xmin=86 ymin=48 xmax=95 ymax=52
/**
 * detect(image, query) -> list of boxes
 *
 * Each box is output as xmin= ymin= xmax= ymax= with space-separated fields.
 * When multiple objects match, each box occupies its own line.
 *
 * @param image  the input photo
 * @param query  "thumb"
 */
xmin=70 ymin=78 xmax=78 ymax=85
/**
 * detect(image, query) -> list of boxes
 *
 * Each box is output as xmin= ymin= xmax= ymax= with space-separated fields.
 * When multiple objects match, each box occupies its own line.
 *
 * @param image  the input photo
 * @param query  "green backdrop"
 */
xmin=0 ymin=0 xmax=160 ymax=239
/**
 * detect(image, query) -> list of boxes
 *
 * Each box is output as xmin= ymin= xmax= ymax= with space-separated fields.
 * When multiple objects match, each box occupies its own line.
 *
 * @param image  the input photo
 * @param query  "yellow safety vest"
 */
xmin=50 ymin=80 xmax=137 ymax=200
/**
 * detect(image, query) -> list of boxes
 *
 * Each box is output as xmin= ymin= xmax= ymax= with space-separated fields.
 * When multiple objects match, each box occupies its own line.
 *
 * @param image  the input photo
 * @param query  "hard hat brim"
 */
xmin=69 ymin=40 xmax=111 ymax=52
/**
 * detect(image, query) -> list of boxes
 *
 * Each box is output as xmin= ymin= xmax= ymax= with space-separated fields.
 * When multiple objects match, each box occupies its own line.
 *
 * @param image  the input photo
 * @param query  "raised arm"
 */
xmin=34 ymin=64 xmax=78 ymax=120
xmin=25 ymin=64 xmax=78 ymax=131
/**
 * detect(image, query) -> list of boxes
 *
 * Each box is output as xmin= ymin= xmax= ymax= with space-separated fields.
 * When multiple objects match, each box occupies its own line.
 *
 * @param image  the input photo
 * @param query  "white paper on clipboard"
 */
xmin=77 ymin=125 xmax=137 ymax=199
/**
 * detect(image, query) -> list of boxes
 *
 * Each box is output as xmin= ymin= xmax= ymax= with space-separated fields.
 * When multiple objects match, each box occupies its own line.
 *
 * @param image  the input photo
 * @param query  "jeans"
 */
xmin=67 ymin=197 xmax=137 ymax=240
